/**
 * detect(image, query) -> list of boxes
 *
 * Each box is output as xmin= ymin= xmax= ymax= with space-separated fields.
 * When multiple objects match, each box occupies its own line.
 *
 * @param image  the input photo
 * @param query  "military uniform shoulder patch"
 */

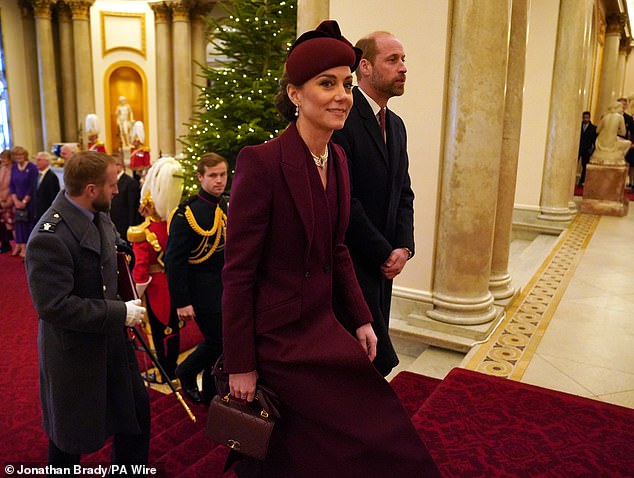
xmin=39 ymin=212 xmax=62 ymax=233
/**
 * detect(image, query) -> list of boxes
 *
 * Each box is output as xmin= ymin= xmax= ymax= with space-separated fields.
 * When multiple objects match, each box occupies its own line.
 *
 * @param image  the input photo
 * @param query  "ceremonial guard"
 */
xmin=85 ymin=114 xmax=106 ymax=153
xmin=129 ymin=121 xmax=151 ymax=181
xmin=128 ymin=157 xmax=184 ymax=382
xmin=164 ymin=152 xmax=227 ymax=405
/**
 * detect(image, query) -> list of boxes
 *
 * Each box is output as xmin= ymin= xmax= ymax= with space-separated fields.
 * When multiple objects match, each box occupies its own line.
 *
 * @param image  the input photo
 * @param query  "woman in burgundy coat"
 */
xmin=222 ymin=21 xmax=439 ymax=478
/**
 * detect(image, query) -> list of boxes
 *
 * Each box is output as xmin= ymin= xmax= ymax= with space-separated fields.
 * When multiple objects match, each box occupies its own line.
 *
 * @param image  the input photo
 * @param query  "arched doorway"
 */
xmin=104 ymin=61 xmax=148 ymax=154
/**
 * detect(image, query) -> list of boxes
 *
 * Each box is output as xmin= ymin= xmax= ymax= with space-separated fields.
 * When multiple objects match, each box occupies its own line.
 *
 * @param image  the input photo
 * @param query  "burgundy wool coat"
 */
xmin=222 ymin=123 xmax=439 ymax=478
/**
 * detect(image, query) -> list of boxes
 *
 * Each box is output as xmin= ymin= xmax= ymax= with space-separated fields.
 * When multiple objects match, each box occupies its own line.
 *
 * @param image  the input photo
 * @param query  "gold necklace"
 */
xmin=310 ymin=149 xmax=328 ymax=168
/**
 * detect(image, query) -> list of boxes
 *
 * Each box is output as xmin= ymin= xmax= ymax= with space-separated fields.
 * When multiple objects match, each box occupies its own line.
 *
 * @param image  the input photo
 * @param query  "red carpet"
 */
xmin=3 ymin=252 xmax=634 ymax=476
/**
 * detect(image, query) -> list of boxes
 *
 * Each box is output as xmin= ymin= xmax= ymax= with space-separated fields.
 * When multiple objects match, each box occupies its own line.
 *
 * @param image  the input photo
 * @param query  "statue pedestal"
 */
xmin=580 ymin=163 xmax=629 ymax=216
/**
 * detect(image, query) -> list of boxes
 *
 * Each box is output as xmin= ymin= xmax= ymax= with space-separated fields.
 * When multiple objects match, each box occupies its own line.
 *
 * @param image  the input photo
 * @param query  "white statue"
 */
xmin=591 ymin=102 xmax=631 ymax=166
xmin=115 ymin=96 xmax=134 ymax=148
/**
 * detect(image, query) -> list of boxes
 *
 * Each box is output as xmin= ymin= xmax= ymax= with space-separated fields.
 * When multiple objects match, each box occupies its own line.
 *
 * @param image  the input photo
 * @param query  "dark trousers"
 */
xmin=0 ymin=220 xmax=12 ymax=251
xmin=579 ymin=154 xmax=592 ymax=186
xmin=176 ymin=311 xmax=223 ymax=402
xmin=146 ymin=299 xmax=180 ymax=381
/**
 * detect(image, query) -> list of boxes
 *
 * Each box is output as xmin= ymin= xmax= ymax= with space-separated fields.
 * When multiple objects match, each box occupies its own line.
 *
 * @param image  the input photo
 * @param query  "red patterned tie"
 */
xmin=379 ymin=107 xmax=386 ymax=142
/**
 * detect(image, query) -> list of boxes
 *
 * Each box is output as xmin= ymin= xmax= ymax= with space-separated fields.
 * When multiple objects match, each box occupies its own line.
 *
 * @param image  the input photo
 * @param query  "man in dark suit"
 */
xmin=332 ymin=31 xmax=413 ymax=377
xmin=34 ymin=152 xmax=60 ymax=222
xmin=578 ymin=111 xmax=597 ymax=186
xmin=109 ymin=153 xmax=141 ymax=241
xmin=25 ymin=151 xmax=149 ymax=469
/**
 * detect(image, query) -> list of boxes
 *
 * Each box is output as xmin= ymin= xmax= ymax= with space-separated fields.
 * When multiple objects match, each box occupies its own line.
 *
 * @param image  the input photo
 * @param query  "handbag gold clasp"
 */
xmin=222 ymin=394 xmax=230 ymax=403
xmin=260 ymin=410 xmax=269 ymax=419
xmin=227 ymin=439 xmax=241 ymax=450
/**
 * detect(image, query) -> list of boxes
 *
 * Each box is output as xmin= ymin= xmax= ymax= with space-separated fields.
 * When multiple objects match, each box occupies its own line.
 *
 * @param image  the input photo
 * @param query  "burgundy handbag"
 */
xmin=205 ymin=356 xmax=281 ymax=461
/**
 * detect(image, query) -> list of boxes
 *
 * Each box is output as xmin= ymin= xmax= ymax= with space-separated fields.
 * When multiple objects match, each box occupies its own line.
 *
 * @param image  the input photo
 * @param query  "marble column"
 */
xmin=172 ymin=1 xmax=192 ymax=152
xmin=538 ymin=0 xmax=594 ymax=222
xmin=191 ymin=4 xmax=211 ymax=109
xmin=151 ymin=2 xmax=175 ymax=156
xmin=596 ymin=15 xmax=623 ymax=118
xmin=426 ymin=0 xmax=509 ymax=326
xmin=58 ymin=2 xmax=78 ymax=142
xmin=68 ymin=0 xmax=96 ymax=146
xmin=616 ymin=41 xmax=629 ymax=98
xmin=489 ymin=0 xmax=529 ymax=300
xmin=32 ymin=0 xmax=61 ymax=151
xmin=297 ymin=0 xmax=328 ymax=36
xmin=17 ymin=1 xmax=44 ymax=152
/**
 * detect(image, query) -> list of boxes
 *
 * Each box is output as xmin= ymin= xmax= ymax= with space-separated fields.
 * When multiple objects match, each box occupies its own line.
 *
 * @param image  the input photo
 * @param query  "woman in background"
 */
xmin=222 ymin=20 xmax=439 ymax=478
xmin=0 ymin=149 xmax=14 ymax=253
xmin=9 ymin=146 xmax=37 ymax=258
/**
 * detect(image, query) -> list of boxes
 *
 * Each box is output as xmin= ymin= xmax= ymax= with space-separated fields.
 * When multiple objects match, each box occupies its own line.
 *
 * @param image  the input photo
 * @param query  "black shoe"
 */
xmin=179 ymin=376 xmax=202 ymax=404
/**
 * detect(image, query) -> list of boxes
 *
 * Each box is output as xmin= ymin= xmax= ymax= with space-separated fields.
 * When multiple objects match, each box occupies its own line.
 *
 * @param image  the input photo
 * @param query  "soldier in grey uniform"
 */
xmin=25 ymin=151 xmax=150 ymax=469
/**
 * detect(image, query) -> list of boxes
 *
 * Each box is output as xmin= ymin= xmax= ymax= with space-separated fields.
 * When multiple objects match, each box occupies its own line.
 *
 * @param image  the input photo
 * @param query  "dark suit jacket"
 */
xmin=35 ymin=169 xmax=60 ymax=221
xmin=109 ymin=172 xmax=141 ymax=240
xmin=332 ymin=86 xmax=415 ymax=375
xmin=222 ymin=122 xmax=373 ymax=374
xmin=25 ymin=191 xmax=143 ymax=454
xmin=578 ymin=122 xmax=597 ymax=158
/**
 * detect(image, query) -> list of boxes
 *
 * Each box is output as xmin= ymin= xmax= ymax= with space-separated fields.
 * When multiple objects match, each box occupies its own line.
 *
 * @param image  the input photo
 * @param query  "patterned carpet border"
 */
xmin=463 ymin=213 xmax=600 ymax=380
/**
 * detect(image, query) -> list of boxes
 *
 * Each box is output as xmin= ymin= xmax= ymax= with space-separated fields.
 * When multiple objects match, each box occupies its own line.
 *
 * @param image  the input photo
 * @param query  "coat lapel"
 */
xmin=55 ymin=194 xmax=102 ymax=255
xmin=279 ymin=124 xmax=315 ymax=259
xmin=331 ymin=143 xmax=350 ymax=241
xmin=354 ymin=87 xmax=388 ymax=165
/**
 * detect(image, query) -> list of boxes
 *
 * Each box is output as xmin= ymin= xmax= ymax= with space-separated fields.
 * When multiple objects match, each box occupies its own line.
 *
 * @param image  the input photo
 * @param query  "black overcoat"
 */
xmin=332 ymin=86 xmax=415 ymax=375
xmin=25 ymin=191 xmax=143 ymax=454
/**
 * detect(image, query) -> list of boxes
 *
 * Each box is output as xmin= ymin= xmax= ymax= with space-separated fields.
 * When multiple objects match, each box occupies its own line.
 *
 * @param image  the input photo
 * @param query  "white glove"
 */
xmin=125 ymin=299 xmax=146 ymax=327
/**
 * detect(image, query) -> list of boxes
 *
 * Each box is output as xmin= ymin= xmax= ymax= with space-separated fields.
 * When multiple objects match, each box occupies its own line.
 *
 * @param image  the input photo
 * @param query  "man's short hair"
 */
xmin=64 ymin=151 xmax=115 ymax=196
xmin=36 ymin=151 xmax=51 ymax=161
xmin=197 ymin=153 xmax=228 ymax=175
xmin=354 ymin=31 xmax=393 ymax=79
xmin=582 ymin=111 xmax=591 ymax=116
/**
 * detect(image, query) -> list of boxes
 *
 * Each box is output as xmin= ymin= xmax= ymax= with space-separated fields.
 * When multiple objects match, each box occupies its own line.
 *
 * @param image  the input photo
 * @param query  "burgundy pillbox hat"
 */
xmin=286 ymin=20 xmax=362 ymax=85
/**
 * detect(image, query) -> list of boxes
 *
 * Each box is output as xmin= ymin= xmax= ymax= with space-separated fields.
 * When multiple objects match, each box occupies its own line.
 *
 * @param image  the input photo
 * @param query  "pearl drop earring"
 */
xmin=295 ymin=104 xmax=299 ymax=117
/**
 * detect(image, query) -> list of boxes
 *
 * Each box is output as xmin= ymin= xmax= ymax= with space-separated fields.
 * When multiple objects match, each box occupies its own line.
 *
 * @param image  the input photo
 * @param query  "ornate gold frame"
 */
xmin=100 ymin=11 xmax=146 ymax=58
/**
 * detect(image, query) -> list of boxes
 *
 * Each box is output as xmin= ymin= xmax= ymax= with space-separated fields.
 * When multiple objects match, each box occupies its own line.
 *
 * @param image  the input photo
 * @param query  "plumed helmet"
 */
xmin=85 ymin=114 xmax=99 ymax=136
xmin=131 ymin=121 xmax=145 ymax=144
xmin=140 ymin=157 xmax=184 ymax=220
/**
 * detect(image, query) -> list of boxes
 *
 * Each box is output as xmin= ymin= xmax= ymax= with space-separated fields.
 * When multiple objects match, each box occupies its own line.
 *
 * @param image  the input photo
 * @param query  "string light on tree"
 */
xmin=179 ymin=0 xmax=296 ymax=195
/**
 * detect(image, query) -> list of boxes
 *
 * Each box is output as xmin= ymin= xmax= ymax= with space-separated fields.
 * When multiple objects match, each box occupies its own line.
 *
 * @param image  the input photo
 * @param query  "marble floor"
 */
xmin=394 ymin=208 xmax=634 ymax=410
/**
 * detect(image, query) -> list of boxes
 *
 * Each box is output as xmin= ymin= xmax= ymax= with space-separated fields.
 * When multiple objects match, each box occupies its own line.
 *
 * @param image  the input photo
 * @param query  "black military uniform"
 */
xmin=164 ymin=189 xmax=226 ymax=404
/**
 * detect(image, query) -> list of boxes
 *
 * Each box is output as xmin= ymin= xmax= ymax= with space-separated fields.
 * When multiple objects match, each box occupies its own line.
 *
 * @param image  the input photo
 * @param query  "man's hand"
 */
xmin=355 ymin=323 xmax=377 ymax=361
xmin=229 ymin=370 xmax=258 ymax=402
xmin=380 ymin=248 xmax=409 ymax=279
xmin=125 ymin=299 xmax=146 ymax=327
xmin=177 ymin=305 xmax=195 ymax=322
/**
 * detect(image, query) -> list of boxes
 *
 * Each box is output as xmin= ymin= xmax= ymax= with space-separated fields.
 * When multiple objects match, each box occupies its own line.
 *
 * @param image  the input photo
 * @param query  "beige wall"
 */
xmin=1 ymin=1 xmax=40 ymax=154
xmin=330 ymin=0 xmax=450 ymax=297
xmin=514 ymin=0 xmax=559 ymax=210
xmin=90 ymin=0 xmax=158 ymax=157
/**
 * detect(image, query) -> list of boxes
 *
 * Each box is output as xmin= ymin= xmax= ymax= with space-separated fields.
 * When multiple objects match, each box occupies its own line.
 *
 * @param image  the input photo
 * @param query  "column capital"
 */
xmin=18 ymin=0 xmax=34 ymax=18
xmin=171 ymin=1 xmax=191 ymax=22
xmin=57 ymin=2 xmax=72 ymax=22
xmin=606 ymin=13 xmax=626 ymax=35
xmin=67 ymin=0 xmax=94 ymax=20
xmin=32 ymin=0 xmax=55 ymax=19
xmin=190 ymin=1 xmax=215 ymax=21
xmin=150 ymin=2 xmax=171 ymax=23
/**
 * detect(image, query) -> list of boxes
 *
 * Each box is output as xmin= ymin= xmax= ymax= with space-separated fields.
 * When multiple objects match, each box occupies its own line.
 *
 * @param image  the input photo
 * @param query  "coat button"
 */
xmin=103 ymin=285 xmax=107 ymax=292
xmin=304 ymin=271 xmax=311 ymax=278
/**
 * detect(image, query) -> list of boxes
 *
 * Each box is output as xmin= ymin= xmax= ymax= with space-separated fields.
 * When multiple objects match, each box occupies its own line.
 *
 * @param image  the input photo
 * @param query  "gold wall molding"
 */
xmin=100 ymin=11 xmax=146 ymax=59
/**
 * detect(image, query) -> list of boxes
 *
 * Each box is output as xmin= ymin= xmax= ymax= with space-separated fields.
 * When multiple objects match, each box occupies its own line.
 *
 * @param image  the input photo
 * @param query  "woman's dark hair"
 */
xmin=275 ymin=71 xmax=297 ymax=123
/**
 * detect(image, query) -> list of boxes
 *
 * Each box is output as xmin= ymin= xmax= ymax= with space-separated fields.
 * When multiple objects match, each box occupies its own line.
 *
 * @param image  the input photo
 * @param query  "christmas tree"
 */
xmin=180 ymin=0 xmax=297 ymax=196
